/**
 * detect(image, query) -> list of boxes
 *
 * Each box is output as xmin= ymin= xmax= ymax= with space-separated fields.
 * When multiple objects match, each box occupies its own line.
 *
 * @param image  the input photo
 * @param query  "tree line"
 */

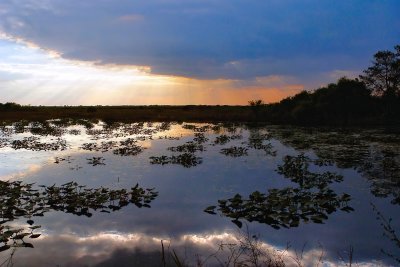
xmin=253 ymin=44 xmax=400 ymax=125
xmin=1 ymin=45 xmax=399 ymax=126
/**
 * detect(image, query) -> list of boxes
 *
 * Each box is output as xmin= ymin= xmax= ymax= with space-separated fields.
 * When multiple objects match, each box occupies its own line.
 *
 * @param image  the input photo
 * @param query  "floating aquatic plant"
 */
xmin=0 ymin=180 xmax=158 ymax=252
xmin=113 ymin=144 xmax=144 ymax=156
xmin=11 ymin=137 xmax=67 ymax=151
xmin=0 ymin=138 xmax=9 ymax=148
xmin=54 ymin=156 xmax=73 ymax=164
xmin=150 ymin=153 xmax=202 ymax=168
xmin=205 ymin=154 xmax=353 ymax=229
xmin=220 ymin=146 xmax=248 ymax=157
xmin=182 ymin=124 xmax=210 ymax=132
xmin=81 ymin=141 xmax=118 ymax=152
xmin=213 ymin=135 xmax=231 ymax=145
xmin=0 ymin=181 xmax=158 ymax=222
xmin=168 ymin=141 xmax=205 ymax=153
xmin=193 ymin=132 xmax=209 ymax=144
xmin=0 ymin=222 xmax=41 ymax=252
xmin=87 ymin=157 xmax=105 ymax=166
xmin=277 ymin=154 xmax=343 ymax=189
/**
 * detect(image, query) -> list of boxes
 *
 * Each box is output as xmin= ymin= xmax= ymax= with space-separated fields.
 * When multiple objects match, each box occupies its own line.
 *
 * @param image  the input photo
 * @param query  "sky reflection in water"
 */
xmin=0 ymin=121 xmax=399 ymax=266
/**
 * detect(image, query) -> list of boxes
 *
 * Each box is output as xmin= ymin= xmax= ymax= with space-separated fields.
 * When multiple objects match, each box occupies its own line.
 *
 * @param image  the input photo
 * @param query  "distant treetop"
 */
xmin=360 ymin=44 xmax=400 ymax=98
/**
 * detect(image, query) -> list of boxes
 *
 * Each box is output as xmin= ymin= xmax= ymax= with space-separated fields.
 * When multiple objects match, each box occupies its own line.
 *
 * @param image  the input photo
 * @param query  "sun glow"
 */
xmin=0 ymin=34 xmax=303 ymax=105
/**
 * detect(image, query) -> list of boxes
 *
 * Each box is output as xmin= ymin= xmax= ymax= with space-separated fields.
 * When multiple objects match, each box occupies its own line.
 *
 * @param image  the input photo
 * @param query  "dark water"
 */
xmin=0 ymin=120 xmax=399 ymax=266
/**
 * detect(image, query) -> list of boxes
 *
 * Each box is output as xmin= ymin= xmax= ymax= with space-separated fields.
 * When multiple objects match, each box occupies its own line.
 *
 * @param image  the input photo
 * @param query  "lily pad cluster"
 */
xmin=80 ymin=141 xmax=118 ymax=152
xmin=277 ymin=154 xmax=343 ymax=189
xmin=246 ymin=131 xmax=276 ymax=156
xmin=158 ymin=136 xmax=180 ymax=140
xmin=11 ymin=137 xmax=67 ymax=151
xmin=193 ymin=132 xmax=209 ymax=144
xmin=213 ymin=134 xmax=232 ymax=145
xmin=212 ymin=130 xmax=275 ymax=158
xmin=168 ymin=141 xmax=205 ymax=153
xmin=0 ymin=180 xmax=158 ymax=252
xmin=360 ymin=146 xmax=400 ymax=204
xmin=150 ymin=153 xmax=202 ymax=168
xmin=0 ymin=119 xmax=93 ymax=137
xmin=80 ymin=138 xmax=146 ymax=156
xmin=205 ymin=154 xmax=353 ymax=229
xmin=29 ymin=122 xmax=66 ymax=137
xmin=54 ymin=156 xmax=73 ymax=164
xmin=87 ymin=157 xmax=105 ymax=166
xmin=0 ymin=138 xmax=9 ymax=148
xmin=149 ymin=125 xmax=278 ymax=167
xmin=0 ymin=222 xmax=41 ymax=252
xmin=182 ymin=124 xmax=211 ymax=132
xmin=113 ymin=138 xmax=145 ymax=156
xmin=220 ymin=146 xmax=248 ymax=157
xmin=0 ymin=181 xmax=158 ymax=220
xmin=269 ymin=127 xmax=400 ymax=205
xmin=150 ymin=129 xmax=208 ymax=168
xmin=68 ymin=129 xmax=81 ymax=135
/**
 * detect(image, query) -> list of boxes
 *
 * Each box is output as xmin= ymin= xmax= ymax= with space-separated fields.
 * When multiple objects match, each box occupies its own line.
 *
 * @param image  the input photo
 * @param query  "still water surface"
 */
xmin=0 ymin=120 xmax=399 ymax=266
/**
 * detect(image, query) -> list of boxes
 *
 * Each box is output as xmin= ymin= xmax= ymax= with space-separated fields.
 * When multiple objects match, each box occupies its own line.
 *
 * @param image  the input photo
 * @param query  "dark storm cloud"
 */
xmin=0 ymin=0 xmax=399 ymax=79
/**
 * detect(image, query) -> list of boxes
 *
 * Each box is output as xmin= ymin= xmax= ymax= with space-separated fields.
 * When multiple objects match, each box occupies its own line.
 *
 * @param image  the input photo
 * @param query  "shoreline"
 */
xmin=0 ymin=105 xmax=398 ymax=127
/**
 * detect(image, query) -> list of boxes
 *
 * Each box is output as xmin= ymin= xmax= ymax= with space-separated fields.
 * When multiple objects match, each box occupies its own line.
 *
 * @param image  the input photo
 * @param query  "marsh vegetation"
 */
xmin=0 ymin=120 xmax=399 ymax=266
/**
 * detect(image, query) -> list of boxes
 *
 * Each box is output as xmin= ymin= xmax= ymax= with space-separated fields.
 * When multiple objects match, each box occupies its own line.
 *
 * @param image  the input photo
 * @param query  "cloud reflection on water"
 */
xmin=5 ymin=230 xmax=387 ymax=267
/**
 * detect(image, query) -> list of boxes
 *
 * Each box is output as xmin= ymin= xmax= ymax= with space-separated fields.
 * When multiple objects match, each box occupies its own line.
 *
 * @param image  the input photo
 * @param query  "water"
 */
xmin=0 ymin=120 xmax=399 ymax=266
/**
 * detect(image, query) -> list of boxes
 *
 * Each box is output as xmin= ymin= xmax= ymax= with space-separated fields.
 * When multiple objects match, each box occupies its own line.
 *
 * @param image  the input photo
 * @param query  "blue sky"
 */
xmin=0 ymin=0 xmax=399 ymax=105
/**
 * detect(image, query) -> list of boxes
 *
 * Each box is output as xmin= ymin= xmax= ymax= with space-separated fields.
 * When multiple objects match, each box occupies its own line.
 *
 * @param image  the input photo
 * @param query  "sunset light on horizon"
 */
xmin=0 ymin=1 xmax=399 ymax=105
xmin=0 ymin=35 xmax=305 ymax=105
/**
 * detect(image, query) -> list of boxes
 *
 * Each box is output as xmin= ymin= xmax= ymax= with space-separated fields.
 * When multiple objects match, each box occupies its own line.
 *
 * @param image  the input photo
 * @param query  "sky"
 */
xmin=0 ymin=0 xmax=399 ymax=105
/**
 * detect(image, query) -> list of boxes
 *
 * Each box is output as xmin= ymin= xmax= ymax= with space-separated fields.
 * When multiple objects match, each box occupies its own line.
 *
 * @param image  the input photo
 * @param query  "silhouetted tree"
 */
xmin=265 ymin=77 xmax=376 ymax=125
xmin=0 ymin=102 xmax=21 ymax=110
xmin=360 ymin=45 xmax=400 ymax=98
xmin=248 ymin=99 xmax=265 ymax=106
xmin=248 ymin=99 xmax=265 ymax=117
